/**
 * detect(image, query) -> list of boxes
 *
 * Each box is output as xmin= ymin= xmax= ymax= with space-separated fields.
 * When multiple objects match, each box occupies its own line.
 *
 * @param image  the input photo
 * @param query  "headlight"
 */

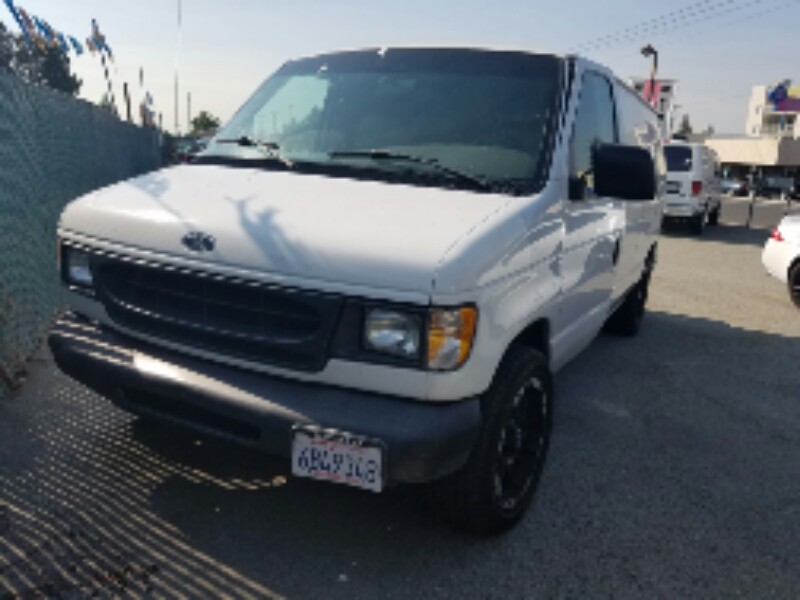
xmin=427 ymin=307 xmax=477 ymax=371
xmin=63 ymin=247 xmax=94 ymax=288
xmin=364 ymin=309 xmax=421 ymax=359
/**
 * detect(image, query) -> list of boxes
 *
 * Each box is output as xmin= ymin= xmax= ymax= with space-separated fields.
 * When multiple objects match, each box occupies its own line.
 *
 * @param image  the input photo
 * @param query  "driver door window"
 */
xmin=569 ymin=72 xmax=618 ymax=200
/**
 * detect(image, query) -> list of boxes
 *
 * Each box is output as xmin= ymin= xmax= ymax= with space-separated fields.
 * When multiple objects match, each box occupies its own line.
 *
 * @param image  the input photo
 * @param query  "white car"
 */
xmin=49 ymin=48 xmax=664 ymax=534
xmin=762 ymin=215 xmax=800 ymax=307
xmin=662 ymin=142 xmax=722 ymax=235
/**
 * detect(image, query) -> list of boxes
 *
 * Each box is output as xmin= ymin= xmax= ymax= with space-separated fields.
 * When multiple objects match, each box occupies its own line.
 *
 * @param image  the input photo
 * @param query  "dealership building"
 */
xmin=705 ymin=82 xmax=800 ymax=181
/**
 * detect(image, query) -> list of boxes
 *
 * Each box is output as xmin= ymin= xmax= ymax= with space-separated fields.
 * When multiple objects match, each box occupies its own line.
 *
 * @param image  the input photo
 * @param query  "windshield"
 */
xmin=664 ymin=145 xmax=693 ymax=172
xmin=205 ymin=49 xmax=563 ymax=195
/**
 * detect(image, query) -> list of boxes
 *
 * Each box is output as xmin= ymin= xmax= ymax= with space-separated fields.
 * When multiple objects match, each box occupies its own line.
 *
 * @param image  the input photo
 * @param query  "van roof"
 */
xmin=291 ymin=45 xmax=570 ymax=61
xmin=282 ymin=47 xmax=658 ymax=118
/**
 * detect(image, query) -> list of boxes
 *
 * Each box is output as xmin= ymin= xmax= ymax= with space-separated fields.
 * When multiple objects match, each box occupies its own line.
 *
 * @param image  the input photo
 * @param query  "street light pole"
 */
xmin=641 ymin=44 xmax=659 ymax=106
xmin=174 ymin=0 xmax=182 ymax=134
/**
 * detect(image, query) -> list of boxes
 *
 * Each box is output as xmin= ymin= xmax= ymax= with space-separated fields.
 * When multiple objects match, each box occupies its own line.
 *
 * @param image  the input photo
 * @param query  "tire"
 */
xmin=708 ymin=205 xmax=720 ymax=226
xmin=430 ymin=346 xmax=552 ymax=536
xmin=690 ymin=210 xmax=706 ymax=235
xmin=604 ymin=270 xmax=651 ymax=337
xmin=789 ymin=261 xmax=800 ymax=309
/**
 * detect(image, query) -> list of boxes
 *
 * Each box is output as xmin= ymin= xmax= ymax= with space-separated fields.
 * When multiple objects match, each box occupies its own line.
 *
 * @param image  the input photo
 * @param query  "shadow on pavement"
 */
xmin=660 ymin=221 xmax=771 ymax=247
xmin=1 ymin=309 xmax=799 ymax=597
xmin=660 ymin=197 xmax=799 ymax=247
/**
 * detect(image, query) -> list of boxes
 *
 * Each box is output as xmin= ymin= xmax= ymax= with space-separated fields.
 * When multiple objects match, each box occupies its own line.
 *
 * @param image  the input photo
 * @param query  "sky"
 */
xmin=2 ymin=0 xmax=798 ymax=135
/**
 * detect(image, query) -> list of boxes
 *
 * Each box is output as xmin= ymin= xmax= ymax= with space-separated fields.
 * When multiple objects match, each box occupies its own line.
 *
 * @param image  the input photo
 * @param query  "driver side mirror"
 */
xmin=594 ymin=144 xmax=656 ymax=201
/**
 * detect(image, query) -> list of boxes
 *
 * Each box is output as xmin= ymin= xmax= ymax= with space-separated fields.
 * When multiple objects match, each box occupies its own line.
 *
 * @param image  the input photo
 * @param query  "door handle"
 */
xmin=612 ymin=237 xmax=621 ymax=266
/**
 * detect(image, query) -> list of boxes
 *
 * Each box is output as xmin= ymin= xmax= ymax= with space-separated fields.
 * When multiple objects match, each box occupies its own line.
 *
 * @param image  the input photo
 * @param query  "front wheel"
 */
xmin=430 ymin=346 xmax=552 ymax=536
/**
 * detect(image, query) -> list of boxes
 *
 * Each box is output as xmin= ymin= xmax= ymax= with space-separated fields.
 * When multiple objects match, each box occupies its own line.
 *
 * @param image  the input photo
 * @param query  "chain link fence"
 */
xmin=0 ymin=72 xmax=162 ymax=397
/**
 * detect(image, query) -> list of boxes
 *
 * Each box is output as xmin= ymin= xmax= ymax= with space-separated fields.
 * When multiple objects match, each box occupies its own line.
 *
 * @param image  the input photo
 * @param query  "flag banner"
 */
xmin=4 ymin=0 xmax=86 ymax=56
xmin=32 ymin=15 xmax=54 ymax=46
xmin=56 ymin=31 xmax=69 ymax=53
xmin=767 ymin=82 xmax=800 ymax=113
xmin=642 ymin=80 xmax=663 ymax=110
xmin=68 ymin=35 xmax=83 ymax=55
xmin=2 ymin=0 xmax=34 ymax=47
xmin=89 ymin=18 xmax=113 ymax=59
xmin=16 ymin=7 xmax=46 ymax=49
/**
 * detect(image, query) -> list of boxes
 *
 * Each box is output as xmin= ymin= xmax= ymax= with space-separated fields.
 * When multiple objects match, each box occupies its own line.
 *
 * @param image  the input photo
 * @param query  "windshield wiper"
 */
xmin=328 ymin=149 xmax=492 ymax=192
xmin=216 ymin=136 xmax=293 ymax=168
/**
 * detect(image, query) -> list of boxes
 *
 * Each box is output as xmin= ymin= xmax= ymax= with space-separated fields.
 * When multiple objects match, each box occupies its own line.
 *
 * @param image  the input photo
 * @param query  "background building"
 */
xmin=630 ymin=77 xmax=678 ymax=139
xmin=706 ymin=80 xmax=800 ymax=188
xmin=746 ymin=82 xmax=800 ymax=138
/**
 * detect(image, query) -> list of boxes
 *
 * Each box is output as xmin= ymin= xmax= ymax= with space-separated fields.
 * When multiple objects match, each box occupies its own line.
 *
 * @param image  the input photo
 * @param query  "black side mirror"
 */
xmin=594 ymin=144 xmax=656 ymax=201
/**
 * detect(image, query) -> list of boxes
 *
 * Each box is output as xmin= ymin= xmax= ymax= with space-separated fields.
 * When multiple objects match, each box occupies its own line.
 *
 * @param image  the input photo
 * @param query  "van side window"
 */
xmin=569 ymin=72 xmax=618 ymax=200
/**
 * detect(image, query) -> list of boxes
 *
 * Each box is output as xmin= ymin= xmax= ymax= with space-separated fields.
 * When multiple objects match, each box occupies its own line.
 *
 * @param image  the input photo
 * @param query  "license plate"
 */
xmin=666 ymin=181 xmax=681 ymax=194
xmin=291 ymin=426 xmax=384 ymax=492
xmin=664 ymin=204 xmax=692 ymax=216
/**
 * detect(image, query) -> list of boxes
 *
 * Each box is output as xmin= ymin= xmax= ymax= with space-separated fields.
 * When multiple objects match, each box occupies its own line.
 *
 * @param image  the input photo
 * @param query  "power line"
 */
xmin=573 ymin=0 xmax=798 ymax=60
xmin=571 ymin=0 xmax=779 ymax=54
xmin=649 ymin=0 xmax=800 ymax=51
xmin=570 ymin=0 xmax=724 ymax=53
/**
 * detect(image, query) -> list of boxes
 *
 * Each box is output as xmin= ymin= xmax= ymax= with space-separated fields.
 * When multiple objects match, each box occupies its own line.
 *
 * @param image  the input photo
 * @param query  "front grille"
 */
xmin=91 ymin=256 xmax=342 ymax=372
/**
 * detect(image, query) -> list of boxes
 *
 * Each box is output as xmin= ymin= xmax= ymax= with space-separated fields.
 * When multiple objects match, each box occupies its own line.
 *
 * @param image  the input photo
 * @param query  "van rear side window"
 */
xmin=665 ymin=146 xmax=692 ymax=172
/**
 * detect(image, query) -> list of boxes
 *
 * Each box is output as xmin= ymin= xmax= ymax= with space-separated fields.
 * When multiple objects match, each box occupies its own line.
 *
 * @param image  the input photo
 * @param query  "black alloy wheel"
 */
xmin=493 ymin=375 xmax=549 ymax=512
xmin=430 ymin=346 xmax=552 ymax=536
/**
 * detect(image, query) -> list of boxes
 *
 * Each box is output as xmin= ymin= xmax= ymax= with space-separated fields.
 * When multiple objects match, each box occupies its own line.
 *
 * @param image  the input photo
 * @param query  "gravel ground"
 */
xmin=1 ymin=197 xmax=799 ymax=599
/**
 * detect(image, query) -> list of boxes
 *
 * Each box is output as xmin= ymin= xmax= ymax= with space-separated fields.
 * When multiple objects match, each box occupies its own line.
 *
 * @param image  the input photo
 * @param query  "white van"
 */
xmin=49 ymin=48 xmax=664 ymax=534
xmin=662 ymin=141 xmax=722 ymax=234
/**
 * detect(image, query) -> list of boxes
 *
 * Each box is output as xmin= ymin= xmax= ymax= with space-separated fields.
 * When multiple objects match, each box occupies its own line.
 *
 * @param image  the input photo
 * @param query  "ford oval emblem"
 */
xmin=182 ymin=231 xmax=216 ymax=253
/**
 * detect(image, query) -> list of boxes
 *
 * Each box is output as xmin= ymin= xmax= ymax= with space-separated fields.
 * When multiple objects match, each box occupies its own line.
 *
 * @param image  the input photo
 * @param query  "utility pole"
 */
xmin=187 ymin=91 xmax=192 ymax=134
xmin=123 ymin=82 xmax=132 ymax=122
xmin=139 ymin=67 xmax=144 ymax=126
xmin=174 ymin=0 xmax=182 ymax=134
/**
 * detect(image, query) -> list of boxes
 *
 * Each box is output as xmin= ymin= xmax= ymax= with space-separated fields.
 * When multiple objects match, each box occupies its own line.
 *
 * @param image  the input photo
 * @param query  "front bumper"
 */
xmin=49 ymin=313 xmax=481 ymax=485
xmin=762 ymin=239 xmax=793 ymax=283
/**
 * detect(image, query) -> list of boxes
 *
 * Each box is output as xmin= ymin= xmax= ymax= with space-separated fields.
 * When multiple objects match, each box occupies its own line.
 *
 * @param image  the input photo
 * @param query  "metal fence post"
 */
xmin=746 ymin=169 xmax=757 ymax=228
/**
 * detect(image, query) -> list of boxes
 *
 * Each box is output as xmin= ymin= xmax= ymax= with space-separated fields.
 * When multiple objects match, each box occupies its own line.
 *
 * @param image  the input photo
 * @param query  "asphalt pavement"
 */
xmin=1 ymin=197 xmax=799 ymax=598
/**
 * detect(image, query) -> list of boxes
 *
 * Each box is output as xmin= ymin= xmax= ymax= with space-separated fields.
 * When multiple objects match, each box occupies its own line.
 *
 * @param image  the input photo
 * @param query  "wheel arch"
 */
xmin=506 ymin=318 xmax=551 ymax=365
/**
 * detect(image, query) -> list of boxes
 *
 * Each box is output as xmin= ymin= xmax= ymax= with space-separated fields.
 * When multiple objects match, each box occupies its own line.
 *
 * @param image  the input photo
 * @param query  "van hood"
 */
xmin=59 ymin=165 xmax=511 ymax=294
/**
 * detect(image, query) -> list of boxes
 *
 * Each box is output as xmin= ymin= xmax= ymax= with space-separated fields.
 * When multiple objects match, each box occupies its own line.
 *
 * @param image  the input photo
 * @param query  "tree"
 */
xmin=4 ymin=32 xmax=81 ymax=95
xmin=38 ymin=46 xmax=81 ymax=95
xmin=0 ymin=22 xmax=13 ymax=72
xmin=191 ymin=110 xmax=221 ymax=135
xmin=676 ymin=114 xmax=693 ymax=137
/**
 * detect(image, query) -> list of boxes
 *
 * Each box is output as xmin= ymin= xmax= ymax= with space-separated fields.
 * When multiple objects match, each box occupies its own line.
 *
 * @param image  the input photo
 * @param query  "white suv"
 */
xmin=50 ymin=48 xmax=664 ymax=534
